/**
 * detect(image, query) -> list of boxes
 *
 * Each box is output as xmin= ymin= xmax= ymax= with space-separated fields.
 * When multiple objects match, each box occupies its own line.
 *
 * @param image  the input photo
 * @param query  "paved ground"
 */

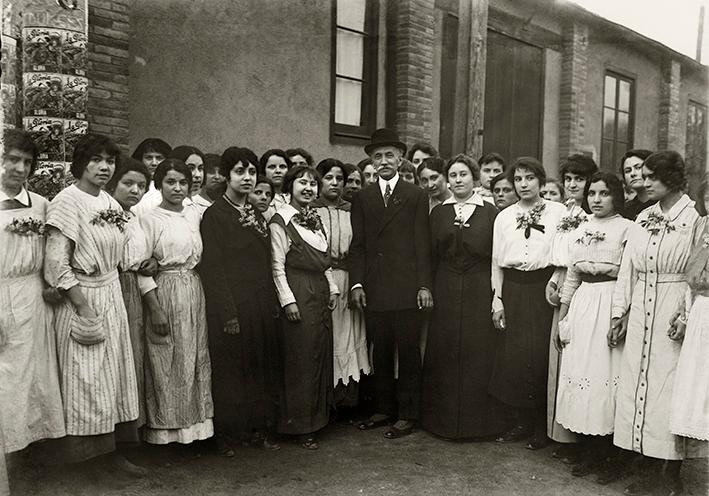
xmin=7 ymin=423 xmax=709 ymax=495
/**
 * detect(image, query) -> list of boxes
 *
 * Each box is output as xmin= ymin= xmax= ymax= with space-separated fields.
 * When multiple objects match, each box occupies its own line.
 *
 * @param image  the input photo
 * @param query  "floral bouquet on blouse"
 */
xmin=639 ymin=211 xmax=675 ymax=236
xmin=293 ymin=207 xmax=323 ymax=233
xmin=515 ymin=202 xmax=546 ymax=238
xmin=238 ymin=202 xmax=268 ymax=238
xmin=5 ymin=217 xmax=45 ymax=236
xmin=90 ymin=208 xmax=128 ymax=232
xmin=557 ymin=212 xmax=587 ymax=233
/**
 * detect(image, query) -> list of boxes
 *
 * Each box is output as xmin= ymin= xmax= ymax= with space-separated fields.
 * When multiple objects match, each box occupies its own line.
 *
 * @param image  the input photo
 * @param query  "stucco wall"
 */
xmin=584 ymin=35 xmax=662 ymax=157
xmin=542 ymin=47 xmax=561 ymax=177
xmin=129 ymin=0 xmax=371 ymax=163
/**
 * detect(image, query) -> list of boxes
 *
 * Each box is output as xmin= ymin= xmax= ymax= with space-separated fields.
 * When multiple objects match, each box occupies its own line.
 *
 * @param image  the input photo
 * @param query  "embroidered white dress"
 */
xmin=669 ymin=225 xmax=709 ymax=441
xmin=140 ymin=206 xmax=213 ymax=444
xmin=314 ymin=202 xmax=370 ymax=386
xmin=555 ymin=214 xmax=632 ymax=435
xmin=0 ymin=191 xmax=65 ymax=452
xmin=546 ymin=202 xmax=587 ymax=442
xmin=612 ymin=195 xmax=708 ymax=459
xmin=45 ymin=185 xmax=138 ymax=436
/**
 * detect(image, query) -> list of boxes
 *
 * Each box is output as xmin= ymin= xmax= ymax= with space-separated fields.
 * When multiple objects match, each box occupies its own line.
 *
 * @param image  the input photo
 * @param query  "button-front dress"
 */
xmin=44 ymin=185 xmax=139 ymax=461
xmin=0 ymin=191 xmax=65 ymax=453
xmin=670 ymin=223 xmax=709 ymax=441
xmin=140 ymin=205 xmax=214 ymax=444
xmin=612 ymin=195 xmax=708 ymax=459
xmin=555 ymin=214 xmax=633 ymax=435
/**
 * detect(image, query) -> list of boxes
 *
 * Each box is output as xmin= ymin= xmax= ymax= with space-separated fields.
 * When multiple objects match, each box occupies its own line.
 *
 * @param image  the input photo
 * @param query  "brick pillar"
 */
xmin=88 ymin=0 xmax=130 ymax=151
xmin=657 ymin=57 xmax=681 ymax=151
xmin=558 ymin=21 xmax=588 ymax=161
xmin=391 ymin=0 xmax=435 ymax=146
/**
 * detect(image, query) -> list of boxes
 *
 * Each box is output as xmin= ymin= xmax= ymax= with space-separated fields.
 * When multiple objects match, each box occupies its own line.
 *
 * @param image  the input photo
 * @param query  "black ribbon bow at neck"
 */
xmin=524 ymin=223 xmax=545 ymax=239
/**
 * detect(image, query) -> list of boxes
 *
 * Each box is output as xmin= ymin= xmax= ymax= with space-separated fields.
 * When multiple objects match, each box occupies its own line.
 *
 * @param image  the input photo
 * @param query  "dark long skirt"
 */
xmin=421 ymin=264 xmax=506 ymax=438
xmin=277 ymin=267 xmax=333 ymax=435
xmin=208 ymin=285 xmax=280 ymax=438
xmin=489 ymin=267 xmax=555 ymax=409
xmin=119 ymin=271 xmax=146 ymax=428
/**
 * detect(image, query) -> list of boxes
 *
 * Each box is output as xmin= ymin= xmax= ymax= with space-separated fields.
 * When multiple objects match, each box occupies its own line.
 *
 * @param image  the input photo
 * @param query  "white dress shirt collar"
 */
xmin=378 ymin=174 xmax=400 ymax=198
xmin=442 ymin=192 xmax=485 ymax=207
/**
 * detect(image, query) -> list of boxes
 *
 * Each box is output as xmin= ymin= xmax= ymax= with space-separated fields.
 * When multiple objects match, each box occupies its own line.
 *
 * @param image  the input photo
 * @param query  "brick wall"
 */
xmin=87 ymin=0 xmax=131 ymax=151
xmin=558 ymin=21 xmax=588 ymax=161
xmin=391 ymin=0 xmax=435 ymax=146
xmin=657 ymin=57 xmax=681 ymax=151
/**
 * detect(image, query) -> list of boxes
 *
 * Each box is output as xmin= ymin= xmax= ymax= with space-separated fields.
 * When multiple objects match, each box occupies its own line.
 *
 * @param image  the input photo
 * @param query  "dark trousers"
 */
xmin=367 ymin=309 xmax=422 ymax=420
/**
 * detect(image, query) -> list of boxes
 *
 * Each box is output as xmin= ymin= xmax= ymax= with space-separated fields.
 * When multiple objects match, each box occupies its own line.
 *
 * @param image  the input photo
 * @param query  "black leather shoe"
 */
xmin=384 ymin=421 xmax=415 ymax=439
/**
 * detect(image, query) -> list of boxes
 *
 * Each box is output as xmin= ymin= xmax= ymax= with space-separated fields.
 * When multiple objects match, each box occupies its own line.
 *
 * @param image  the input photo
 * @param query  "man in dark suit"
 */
xmin=350 ymin=128 xmax=433 ymax=439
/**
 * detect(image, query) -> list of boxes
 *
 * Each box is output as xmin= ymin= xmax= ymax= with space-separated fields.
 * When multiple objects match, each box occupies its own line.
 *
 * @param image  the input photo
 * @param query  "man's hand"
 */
xmin=284 ymin=303 xmax=301 ymax=322
xmin=350 ymin=288 xmax=367 ymax=311
xmin=417 ymin=288 xmax=433 ymax=310
xmin=328 ymin=294 xmax=338 ymax=311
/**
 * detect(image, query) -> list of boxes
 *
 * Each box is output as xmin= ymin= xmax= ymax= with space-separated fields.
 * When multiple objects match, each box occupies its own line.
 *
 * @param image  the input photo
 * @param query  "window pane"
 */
xmin=335 ymin=77 xmax=362 ymax=126
xmin=604 ymin=76 xmax=616 ymax=107
xmin=614 ymin=142 xmax=628 ymax=167
xmin=617 ymin=111 xmax=629 ymax=141
xmin=603 ymin=108 xmax=616 ymax=139
xmin=337 ymin=0 xmax=366 ymax=31
xmin=336 ymin=29 xmax=364 ymax=79
xmin=618 ymin=80 xmax=631 ymax=112
xmin=601 ymin=139 xmax=614 ymax=170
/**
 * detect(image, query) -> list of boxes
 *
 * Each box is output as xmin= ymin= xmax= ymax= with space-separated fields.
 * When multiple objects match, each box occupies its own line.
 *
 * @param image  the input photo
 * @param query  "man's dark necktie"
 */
xmin=384 ymin=183 xmax=392 ymax=207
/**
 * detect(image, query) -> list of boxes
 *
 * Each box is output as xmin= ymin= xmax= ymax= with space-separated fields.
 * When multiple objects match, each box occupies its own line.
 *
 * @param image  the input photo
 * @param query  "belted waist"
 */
xmin=503 ymin=267 xmax=554 ymax=284
xmin=579 ymin=272 xmax=616 ymax=284
xmin=638 ymin=272 xmax=686 ymax=284
xmin=158 ymin=268 xmax=196 ymax=276
xmin=75 ymin=269 xmax=118 ymax=287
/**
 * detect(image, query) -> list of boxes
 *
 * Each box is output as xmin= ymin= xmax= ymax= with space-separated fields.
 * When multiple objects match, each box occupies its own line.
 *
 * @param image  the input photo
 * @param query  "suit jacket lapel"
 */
xmin=377 ymin=181 xmax=408 ymax=234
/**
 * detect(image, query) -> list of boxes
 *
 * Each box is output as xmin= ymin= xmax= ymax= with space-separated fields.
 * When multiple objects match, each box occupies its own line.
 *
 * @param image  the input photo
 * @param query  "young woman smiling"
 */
xmin=270 ymin=165 xmax=339 ymax=450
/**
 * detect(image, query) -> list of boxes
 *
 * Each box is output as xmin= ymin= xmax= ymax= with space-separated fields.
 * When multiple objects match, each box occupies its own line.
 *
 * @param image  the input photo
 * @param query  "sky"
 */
xmin=572 ymin=0 xmax=709 ymax=64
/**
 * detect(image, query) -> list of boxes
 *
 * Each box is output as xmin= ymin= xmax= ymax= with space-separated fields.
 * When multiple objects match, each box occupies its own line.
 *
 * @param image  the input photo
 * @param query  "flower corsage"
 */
xmin=575 ymin=229 xmax=606 ymax=245
xmin=639 ymin=212 xmax=675 ymax=236
xmin=293 ymin=207 xmax=324 ymax=233
xmin=238 ymin=202 xmax=268 ymax=238
xmin=5 ymin=217 xmax=46 ymax=236
xmin=557 ymin=213 xmax=587 ymax=233
xmin=90 ymin=209 xmax=128 ymax=232
xmin=516 ymin=202 xmax=546 ymax=239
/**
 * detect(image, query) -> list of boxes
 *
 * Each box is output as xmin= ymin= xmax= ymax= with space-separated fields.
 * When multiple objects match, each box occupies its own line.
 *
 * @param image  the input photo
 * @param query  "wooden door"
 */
xmin=483 ymin=30 xmax=543 ymax=161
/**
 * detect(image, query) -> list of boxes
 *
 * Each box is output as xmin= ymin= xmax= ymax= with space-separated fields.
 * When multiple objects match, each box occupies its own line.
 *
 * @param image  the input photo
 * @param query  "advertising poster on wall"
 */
xmin=23 ymin=115 xmax=64 ymax=161
xmin=23 ymin=71 xmax=62 ymax=117
xmin=60 ymin=30 xmax=86 ymax=75
xmin=63 ymin=118 xmax=87 ymax=161
xmin=22 ymin=26 xmax=61 ymax=72
xmin=61 ymin=74 xmax=87 ymax=119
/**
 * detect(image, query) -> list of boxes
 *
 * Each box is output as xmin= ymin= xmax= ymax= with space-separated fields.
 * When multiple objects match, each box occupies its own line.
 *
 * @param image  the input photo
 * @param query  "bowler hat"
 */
xmin=364 ymin=128 xmax=407 ymax=156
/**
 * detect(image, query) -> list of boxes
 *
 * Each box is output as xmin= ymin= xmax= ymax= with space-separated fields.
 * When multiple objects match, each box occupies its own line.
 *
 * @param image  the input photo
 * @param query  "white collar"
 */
xmin=276 ymin=203 xmax=299 ymax=224
xmin=378 ymin=174 xmax=399 ymax=192
xmin=193 ymin=194 xmax=212 ymax=206
xmin=442 ymin=193 xmax=484 ymax=207
xmin=0 ymin=186 xmax=30 ymax=206
xmin=664 ymin=194 xmax=692 ymax=221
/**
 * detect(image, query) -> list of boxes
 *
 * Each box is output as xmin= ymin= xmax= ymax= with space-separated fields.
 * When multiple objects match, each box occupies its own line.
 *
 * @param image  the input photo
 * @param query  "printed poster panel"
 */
xmin=22 ymin=26 xmax=61 ymax=73
xmin=60 ymin=30 xmax=86 ymax=75
xmin=63 ymin=118 xmax=87 ymax=162
xmin=1 ymin=84 xmax=17 ymax=129
xmin=23 ymin=72 xmax=62 ymax=117
xmin=23 ymin=116 xmax=64 ymax=161
xmin=61 ymin=75 xmax=86 ymax=119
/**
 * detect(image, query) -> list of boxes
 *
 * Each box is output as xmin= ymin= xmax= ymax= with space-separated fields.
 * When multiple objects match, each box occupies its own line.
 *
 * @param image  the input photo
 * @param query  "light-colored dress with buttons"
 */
xmin=0 ymin=191 xmax=65 ymax=452
xmin=555 ymin=214 xmax=632 ymax=435
xmin=612 ymin=195 xmax=708 ymax=459
xmin=670 ymin=224 xmax=709 ymax=441
xmin=140 ymin=205 xmax=214 ymax=444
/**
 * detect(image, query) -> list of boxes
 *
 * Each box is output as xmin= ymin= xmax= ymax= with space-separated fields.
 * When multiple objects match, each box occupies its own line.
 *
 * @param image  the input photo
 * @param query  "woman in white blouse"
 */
xmin=489 ymin=157 xmax=566 ymax=449
xmin=270 ymin=165 xmax=339 ymax=450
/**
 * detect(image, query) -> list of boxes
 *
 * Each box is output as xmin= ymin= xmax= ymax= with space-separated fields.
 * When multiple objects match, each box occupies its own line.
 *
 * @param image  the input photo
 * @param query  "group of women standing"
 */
xmin=1 ymin=128 xmax=708 ymax=496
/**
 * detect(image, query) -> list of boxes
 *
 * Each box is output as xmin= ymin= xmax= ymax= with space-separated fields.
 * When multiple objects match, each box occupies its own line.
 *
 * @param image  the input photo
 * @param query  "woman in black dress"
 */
xmin=199 ymin=147 xmax=281 ymax=455
xmin=421 ymin=155 xmax=506 ymax=439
